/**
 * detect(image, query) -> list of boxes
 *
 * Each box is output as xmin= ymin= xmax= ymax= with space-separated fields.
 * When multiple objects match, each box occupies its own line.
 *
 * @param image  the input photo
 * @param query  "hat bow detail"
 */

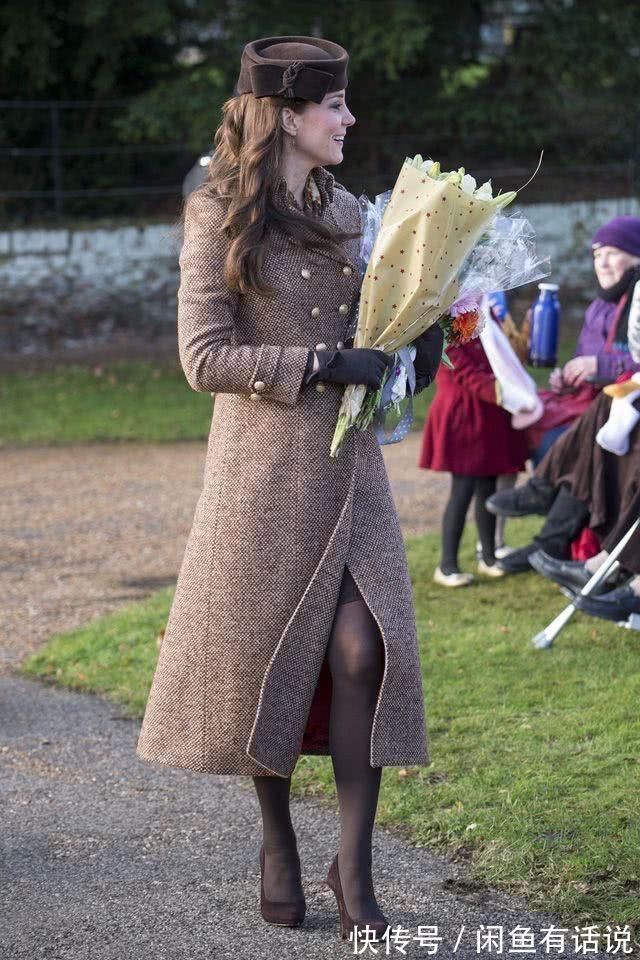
xmin=280 ymin=61 xmax=305 ymax=98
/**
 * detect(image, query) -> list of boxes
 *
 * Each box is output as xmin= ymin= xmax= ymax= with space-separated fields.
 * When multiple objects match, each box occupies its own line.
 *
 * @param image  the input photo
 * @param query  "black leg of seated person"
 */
xmin=326 ymin=577 xmax=389 ymax=931
xmin=497 ymin=485 xmax=590 ymax=573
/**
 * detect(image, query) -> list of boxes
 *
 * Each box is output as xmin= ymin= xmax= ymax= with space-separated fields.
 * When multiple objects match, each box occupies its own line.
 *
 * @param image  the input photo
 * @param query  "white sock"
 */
xmin=596 ymin=395 xmax=640 ymax=456
xmin=584 ymin=550 xmax=609 ymax=574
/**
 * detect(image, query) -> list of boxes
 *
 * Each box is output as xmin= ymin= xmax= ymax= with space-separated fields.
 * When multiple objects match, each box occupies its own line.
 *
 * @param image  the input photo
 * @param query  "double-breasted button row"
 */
xmin=301 ymin=264 xmax=353 ymax=279
xmin=310 ymin=304 xmax=349 ymax=319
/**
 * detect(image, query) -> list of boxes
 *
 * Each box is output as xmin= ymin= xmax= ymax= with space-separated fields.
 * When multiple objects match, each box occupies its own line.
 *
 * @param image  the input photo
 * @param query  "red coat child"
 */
xmin=419 ymin=330 xmax=529 ymax=476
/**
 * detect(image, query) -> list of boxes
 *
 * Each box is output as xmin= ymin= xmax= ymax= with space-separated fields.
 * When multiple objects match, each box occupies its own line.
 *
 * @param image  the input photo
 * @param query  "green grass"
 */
xmin=0 ymin=361 xmax=213 ymax=445
xmin=1 ymin=333 xmax=576 ymax=447
xmin=18 ymin=517 xmax=640 ymax=931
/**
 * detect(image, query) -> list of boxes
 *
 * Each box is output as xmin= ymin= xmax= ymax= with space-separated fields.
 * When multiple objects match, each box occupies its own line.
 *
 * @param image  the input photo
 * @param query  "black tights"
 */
xmin=253 ymin=571 xmax=386 ymax=921
xmin=441 ymin=473 xmax=497 ymax=574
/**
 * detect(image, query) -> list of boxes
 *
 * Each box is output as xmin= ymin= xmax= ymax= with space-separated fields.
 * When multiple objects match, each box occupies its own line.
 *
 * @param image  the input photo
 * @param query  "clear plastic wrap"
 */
xmin=455 ymin=213 xmax=551 ymax=303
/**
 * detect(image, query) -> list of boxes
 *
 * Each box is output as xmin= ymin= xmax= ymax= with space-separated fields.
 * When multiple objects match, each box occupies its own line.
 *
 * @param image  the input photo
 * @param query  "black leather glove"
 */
xmin=309 ymin=347 xmax=395 ymax=389
xmin=412 ymin=324 xmax=444 ymax=394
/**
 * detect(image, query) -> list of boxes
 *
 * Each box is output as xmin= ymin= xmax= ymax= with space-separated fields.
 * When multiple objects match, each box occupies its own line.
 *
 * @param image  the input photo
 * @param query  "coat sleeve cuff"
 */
xmin=249 ymin=345 xmax=312 ymax=405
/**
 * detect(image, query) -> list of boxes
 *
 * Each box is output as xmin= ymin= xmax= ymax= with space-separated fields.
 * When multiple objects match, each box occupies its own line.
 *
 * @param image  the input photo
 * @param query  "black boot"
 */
xmin=575 ymin=584 xmax=640 ymax=622
xmin=485 ymin=476 xmax=556 ymax=518
xmin=528 ymin=549 xmax=614 ymax=595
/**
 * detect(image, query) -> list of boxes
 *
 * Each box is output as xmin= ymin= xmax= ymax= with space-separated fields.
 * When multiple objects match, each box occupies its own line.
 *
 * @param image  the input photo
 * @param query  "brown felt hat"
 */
xmin=236 ymin=35 xmax=348 ymax=103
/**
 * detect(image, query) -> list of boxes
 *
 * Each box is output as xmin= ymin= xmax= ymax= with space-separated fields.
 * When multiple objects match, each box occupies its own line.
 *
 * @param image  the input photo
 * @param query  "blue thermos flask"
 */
xmin=488 ymin=290 xmax=509 ymax=323
xmin=529 ymin=282 xmax=560 ymax=367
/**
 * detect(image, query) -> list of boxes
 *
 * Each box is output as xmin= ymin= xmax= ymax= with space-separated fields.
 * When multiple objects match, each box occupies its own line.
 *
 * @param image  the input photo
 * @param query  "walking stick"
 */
xmin=531 ymin=515 xmax=640 ymax=649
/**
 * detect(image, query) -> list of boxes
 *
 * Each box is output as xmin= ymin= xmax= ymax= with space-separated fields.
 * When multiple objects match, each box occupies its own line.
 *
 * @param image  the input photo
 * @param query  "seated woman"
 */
xmin=486 ymin=384 xmax=640 ymax=572
xmin=528 ymin=215 xmax=640 ymax=466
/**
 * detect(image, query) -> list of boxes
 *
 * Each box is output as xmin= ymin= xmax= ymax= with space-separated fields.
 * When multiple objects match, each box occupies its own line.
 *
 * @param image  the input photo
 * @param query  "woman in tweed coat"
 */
xmin=136 ymin=36 xmax=442 ymax=938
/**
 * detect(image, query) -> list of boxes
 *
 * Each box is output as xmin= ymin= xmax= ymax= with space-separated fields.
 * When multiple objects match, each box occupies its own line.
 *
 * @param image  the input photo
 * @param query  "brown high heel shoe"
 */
xmin=259 ymin=844 xmax=306 ymax=927
xmin=326 ymin=852 xmax=391 ymax=942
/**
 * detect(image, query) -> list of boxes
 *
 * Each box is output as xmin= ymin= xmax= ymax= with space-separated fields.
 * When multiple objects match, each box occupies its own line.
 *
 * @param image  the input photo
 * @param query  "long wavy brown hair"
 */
xmin=191 ymin=92 xmax=361 ymax=297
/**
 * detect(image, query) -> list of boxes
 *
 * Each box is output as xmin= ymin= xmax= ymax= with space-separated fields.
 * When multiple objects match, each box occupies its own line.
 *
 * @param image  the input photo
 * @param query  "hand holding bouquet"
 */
xmin=329 ymin=155 xmax=549 ymax=457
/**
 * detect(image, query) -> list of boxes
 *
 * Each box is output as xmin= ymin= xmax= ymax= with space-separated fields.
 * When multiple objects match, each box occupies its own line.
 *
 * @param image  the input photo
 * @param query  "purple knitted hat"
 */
xmin=591 ymin=216 xmax=640 ymax=257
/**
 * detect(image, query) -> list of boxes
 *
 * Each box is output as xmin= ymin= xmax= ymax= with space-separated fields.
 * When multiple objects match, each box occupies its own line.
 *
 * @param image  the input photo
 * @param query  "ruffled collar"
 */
xmin=274 ymin=166 xmax=335 ymax=216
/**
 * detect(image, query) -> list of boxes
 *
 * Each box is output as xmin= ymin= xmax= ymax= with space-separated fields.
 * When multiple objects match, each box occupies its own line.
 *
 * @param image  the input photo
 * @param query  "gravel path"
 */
xmin=4 ymin=436 xmax=608 ymax=959
xmin=2 ymin=673 xmax=597 ymax=960
xmin=0 ymin=432 xmax=449 ymax=675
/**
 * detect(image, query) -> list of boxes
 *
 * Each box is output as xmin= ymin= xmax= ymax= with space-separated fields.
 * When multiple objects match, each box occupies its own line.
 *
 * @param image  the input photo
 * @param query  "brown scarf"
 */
xmin=278 ymin=171 xmax=323 ymax=217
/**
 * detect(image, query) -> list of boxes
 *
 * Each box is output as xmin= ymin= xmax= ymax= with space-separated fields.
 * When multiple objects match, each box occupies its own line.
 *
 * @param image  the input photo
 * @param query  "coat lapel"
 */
xmin=273 ymin=166 xmax=361 ymax=272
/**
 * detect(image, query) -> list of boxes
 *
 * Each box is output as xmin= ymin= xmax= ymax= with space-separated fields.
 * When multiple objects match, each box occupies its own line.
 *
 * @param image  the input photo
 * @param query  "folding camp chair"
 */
xmin=531 ymin=516 xmax=640 ymax=648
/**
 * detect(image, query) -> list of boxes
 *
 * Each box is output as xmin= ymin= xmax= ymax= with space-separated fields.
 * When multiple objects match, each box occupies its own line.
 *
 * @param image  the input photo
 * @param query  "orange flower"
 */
xmin=451 ymin=310 xmax=479 ymax=344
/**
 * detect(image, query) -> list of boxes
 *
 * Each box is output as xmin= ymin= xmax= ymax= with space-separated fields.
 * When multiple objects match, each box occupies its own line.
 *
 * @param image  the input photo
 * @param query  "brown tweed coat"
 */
xmin=136 ymin=165 xmax=430 ymax=778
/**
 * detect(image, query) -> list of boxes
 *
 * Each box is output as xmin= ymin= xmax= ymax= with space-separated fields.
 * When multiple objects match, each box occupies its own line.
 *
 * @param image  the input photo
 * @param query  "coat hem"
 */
xmin=135 ymin=744 xmax=278 ymax=777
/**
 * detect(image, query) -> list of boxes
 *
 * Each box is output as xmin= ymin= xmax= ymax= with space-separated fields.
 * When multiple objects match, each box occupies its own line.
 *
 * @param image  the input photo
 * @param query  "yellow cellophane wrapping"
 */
xmin=355 ymin=161 xmax=500 ymax=352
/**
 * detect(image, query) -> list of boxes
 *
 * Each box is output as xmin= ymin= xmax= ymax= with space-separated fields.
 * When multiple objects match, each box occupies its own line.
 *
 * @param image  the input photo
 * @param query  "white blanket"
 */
xmin=478 ymin=295 xmax=543 ymax=430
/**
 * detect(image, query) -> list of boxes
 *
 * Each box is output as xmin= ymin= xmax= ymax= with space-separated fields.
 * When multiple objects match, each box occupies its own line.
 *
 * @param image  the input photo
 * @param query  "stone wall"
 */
xmin=1 ymin=195 xmax=638 ymax=357
xmin=515 ymin=195 xmax=640 ymax=288
xmin=0 ymin=222 xmax=182 ymax=355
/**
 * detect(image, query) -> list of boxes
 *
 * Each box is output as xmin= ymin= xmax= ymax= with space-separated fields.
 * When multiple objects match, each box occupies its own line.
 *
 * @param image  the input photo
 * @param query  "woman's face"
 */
xmin=593 ymin=244 xmax=640 ymax=288
xmin=290 ymin=89 xmax=355 ymax=167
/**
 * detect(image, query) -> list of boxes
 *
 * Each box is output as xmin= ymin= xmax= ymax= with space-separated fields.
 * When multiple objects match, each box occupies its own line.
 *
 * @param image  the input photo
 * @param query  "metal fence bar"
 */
xmin=0 ymin=99 xmax=130 ymax=108
xmin=0 ymin=186 xmax=184 ymax=198
xmin=0 ymin=144 xmax=188 ymax=157
xmin=2 ymin=99 xmax=637 ymax=221
xmin=50 ymin=102 xmax=63 ymax=217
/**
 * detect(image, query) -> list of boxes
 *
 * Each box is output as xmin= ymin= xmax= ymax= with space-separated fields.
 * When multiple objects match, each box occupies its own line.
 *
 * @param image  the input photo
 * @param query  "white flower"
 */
xmin=475 ymin=179 xmax=493 ymax=200
xmin=390 ymin=364 xmax=408 ymax=405
xmin=461 ymin=173 xmax=477 ymax=196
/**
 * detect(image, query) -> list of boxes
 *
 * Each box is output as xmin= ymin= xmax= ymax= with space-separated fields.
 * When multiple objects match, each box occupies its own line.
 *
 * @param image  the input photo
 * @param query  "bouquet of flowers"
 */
xmin=329 ymin=154 xmax=549 ymax=458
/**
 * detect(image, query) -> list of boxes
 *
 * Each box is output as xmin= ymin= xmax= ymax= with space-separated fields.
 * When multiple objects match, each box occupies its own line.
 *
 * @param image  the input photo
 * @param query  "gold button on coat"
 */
xmin=253 ymin=380 xmax=266 ymax=392
xmin=342 ymin=265 xmax=353 ymax=276
xmin=337 ymin=340 xmax=345 ymax=350
xmin=338 ymin=303 xmax=349 ymax=315
xmin=315 ymin=342 xmax=327 ymax=350
xmin=315 ymin=382 xmax=326 ymax=392
xmin=301 ymin=268 xmax=311 ymax=279
xmin=310 ymin=306 xmax=320 ymax=318
xmin=249 ymin=392 xmax=262 ymax=401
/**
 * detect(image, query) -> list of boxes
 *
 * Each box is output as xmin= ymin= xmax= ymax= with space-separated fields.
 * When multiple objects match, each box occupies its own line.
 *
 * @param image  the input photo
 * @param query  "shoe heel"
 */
xmin=259 ymin=844 xmax=306 ymax=928
xmin=326 ymin=854 xmax=351 ymax=940
xmin=326 ymin=853 xmax=391 ymax=942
